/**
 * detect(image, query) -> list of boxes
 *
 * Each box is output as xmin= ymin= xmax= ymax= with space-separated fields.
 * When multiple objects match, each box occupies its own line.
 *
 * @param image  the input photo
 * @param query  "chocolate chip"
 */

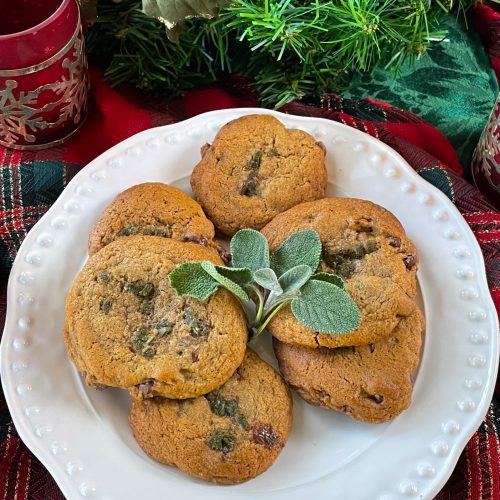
xmin=218 ymin=248 xmax=231 ymax=264
xmin=102 ymin=237 xmax=113 ymax=245
xmin=369 ymin=343 xmax=375 ymax=353
xmin=370 ymin=394 xmax=384 ymax=404
xmin=191 ymin=351 xmax=199 ymax=362
xmin=403 ymin=254 xmax=416 ymax=270
xmin=183 ymin=234 xmax=208 ymax=246
xmin=138 ymin=380 xmax=154 ymax=398
xmin=252 ymin=423 xmax=280 ymax=448
xmin=389 ymin=237 xmax=401 ymax=248
xmin=340 ymin=405 xmax=352 ymax=413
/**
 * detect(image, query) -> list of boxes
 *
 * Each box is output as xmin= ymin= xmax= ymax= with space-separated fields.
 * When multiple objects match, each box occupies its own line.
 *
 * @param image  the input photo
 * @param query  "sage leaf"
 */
xmin=311 ymin=272 xmax=345 ymax=290
xmin=215 ymin=266 xmax=252 ymax=286
xmin=291 ymin=280 xmax=361 ymax=334
xmin=169 ymin=262 xmax=218 ymax=300
xmin=278 ymin=264 xmax=312 ymax=293
xmin=270 ymin=230 xmax=321 ymax=277
xmin=201 ymin=262 xmax=250 ymax=302
xmin=230 ymin=229 xmax=270 ymax=272
xmin=254 ymin=268 xmax=282 ymax=293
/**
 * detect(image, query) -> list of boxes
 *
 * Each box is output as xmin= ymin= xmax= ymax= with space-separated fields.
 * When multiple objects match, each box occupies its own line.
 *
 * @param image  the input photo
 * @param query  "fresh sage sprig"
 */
xmin=169 ymin=229 xmax=361 ymax=338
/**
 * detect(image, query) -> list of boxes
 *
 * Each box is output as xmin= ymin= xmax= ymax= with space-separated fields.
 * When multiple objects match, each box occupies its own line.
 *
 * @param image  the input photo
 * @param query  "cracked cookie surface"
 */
xmin=129 ymin=349 xmax=292 ymax=484
xmin=190 ymin=114 xmax=327 ymax=236
xmin=260 ymin=197 xmax=419 ymax=348
xmin=273 ymin=309 xmax=424 ymax=423
xmin=88 ymin=183 xmax=217 ymax=256
xmin=65 ymin=236 xmax=247 ymax=399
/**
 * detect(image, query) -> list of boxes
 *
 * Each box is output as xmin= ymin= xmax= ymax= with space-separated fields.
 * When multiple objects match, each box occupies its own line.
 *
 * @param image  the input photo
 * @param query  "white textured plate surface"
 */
xmin=1 ymin=108 xmax=498 ymax=500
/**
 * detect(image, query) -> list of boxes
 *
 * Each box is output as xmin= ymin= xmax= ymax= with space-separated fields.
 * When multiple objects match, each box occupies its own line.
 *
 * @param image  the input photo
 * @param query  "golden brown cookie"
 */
xmin=65 ymin=236 xmax=247 ymax=399
xmin=129 ymin=349 xmax=293 ymax=484
xmin=273 ymin=309 xmax=424 ymax=423
xmin=261 ymin=197 xmax=418 ymax=348
xmin=88 ymin=183 xmax=217 ymax=256
xmin=190 ymin=114 xmax=327 ymax=236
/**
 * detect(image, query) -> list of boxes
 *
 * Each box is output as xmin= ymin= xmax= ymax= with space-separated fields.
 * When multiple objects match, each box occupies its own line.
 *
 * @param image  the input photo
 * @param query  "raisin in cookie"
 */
xmin=260 ymin=197 xmax=418 ymax=348
xmin=273 ymin=309 xmax=424 ymax=423
xmin=88 ymin=183 xmax=217 ymax=256
xmin=129 ymin=349 xmax=292 ymax=484
xmin=190 ymin=114 xmax=327 ymax=236
xmin=65 ymin=236 xmax=247 ymax=400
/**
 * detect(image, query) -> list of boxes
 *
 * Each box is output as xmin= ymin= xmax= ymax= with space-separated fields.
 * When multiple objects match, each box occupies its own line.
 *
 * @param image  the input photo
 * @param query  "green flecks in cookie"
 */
xmin=268 ymin=147 xmax=280 ymax=157
xmin=153 ymin=228 xmax=170 ymax=237
xmin=155 ymin=321 xmax=173 ymax=337
xmin=236 ymin=414 xmax=250 ymax=431
xmin=239 ymin=178 xmax=258 ymax=197
xmin=140 ymin=300 xmax=154 ymax=315
xmin=247 ymin=150 xmax=263 ymax=170
xmin=126 ymin=280 xmax=155 ymax=299
xmin=100 ymin=297 xmax=112 ymax=314
xmin=323 ymin=239 xmax=379 ymax=278
xmin=183 ymin=310 xmax=211 ymax=338
xmin=131 ymin=321 xmax=173 ymax=358
xmin=119 ymin=225 xmax=140 ymax=236
xmin=207 ymin=430 xmax=234 ymax=454
xmin=207 ymin=393 xmax=239 ymax=417
xmin=131 ymin=326 xmax=156 ymax=359
xmin=97 ymin=271 xmax=111 ymax=283
xmin=102 ymin=237 xmax=113 ymax=246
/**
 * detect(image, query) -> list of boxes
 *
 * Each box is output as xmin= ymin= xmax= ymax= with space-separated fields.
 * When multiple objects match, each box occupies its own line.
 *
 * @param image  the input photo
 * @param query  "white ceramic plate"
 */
xmin=1 ymin=109 xmax=498 ymax=500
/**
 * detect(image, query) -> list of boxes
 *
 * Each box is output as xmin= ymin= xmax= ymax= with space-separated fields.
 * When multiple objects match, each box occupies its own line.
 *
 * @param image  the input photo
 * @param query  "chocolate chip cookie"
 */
xmin=260 ymin=197 xmax=418 ymax=348
xmin=65 ymin=236 xmax=247 ymax=400
xmin=190 ymin=114 xmax=327 ymax=236
xmin=273 ymin=309 xmax=424 ymax=423
xmin=129 ymin=349 xmax=293 ymax=484
xmin=88 ymin=183 xmax=217 ymax=256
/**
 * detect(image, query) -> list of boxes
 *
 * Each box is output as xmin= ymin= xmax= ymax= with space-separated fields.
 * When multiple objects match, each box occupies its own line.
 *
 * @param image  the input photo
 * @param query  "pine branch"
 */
xmin=86 ymin=0 xmax=487 ymax=107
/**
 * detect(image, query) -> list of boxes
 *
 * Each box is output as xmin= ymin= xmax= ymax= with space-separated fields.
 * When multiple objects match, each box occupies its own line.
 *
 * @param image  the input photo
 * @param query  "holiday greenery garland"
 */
xmin=86 ymin=0 xmax=485 ymax=107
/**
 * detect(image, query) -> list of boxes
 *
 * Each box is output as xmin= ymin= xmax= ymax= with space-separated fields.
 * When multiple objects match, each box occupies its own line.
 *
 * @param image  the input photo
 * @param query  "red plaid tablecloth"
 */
xmin=1 ymin=6 xmax=500 ymax=500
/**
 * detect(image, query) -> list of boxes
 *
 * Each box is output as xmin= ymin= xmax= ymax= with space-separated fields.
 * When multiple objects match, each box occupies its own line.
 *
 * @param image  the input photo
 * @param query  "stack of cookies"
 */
xmin=64 ymin=114 xmax=424 ymax=487
xmin=260 ymin=198 xmax=424 ymax=424
xmin=64 ymin=182 xmax=293 ymax=484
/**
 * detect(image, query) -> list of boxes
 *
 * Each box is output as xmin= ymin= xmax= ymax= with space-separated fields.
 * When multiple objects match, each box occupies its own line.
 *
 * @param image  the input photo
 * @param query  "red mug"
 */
xmin=0 ymin=0 xmax=90 ymax=150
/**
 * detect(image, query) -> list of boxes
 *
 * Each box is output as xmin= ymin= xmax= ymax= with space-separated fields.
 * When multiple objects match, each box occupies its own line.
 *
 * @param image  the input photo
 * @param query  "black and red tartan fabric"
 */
xmin=1 ymin=16 xmax=500 ymax=500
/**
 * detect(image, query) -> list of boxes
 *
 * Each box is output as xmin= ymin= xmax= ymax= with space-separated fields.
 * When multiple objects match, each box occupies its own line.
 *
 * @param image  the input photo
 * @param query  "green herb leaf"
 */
xmin=169 ymin=262 xmax=219 ymax=300
xmin=230 ymin=229 xmax=270 ymax=272
xmin=311 ymin=272 xmax=345 ymax=290
xmin=291 ymin=280 xmax=361 ymax=334
xmin=253 ymin=268 xmax=282 ymax=293
xmin=278 ymin=264 xmax=312 ymax=293
xmin=215 ymin=266 xmax=252 ymax=287
xmin=270 ymin=230 xmax=321 ymax=277
xmin=201 ymin=262 xmax=250 ymax=302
